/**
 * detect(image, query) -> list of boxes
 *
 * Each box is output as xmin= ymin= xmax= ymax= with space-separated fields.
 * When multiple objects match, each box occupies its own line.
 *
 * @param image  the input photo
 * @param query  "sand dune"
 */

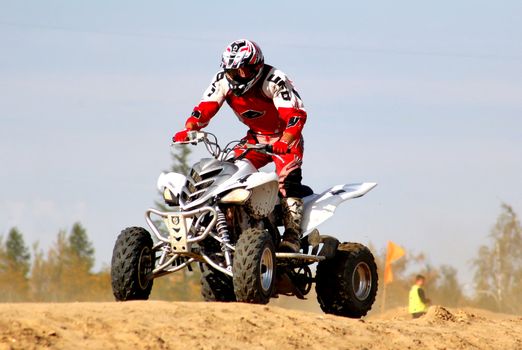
xmin=0 ymin=302 xmax=521 ymax=350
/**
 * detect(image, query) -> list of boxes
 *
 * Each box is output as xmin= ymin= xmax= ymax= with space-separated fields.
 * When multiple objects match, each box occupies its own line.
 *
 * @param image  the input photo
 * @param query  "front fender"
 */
xmin=244 ymin=172 xmax=279 ymax=190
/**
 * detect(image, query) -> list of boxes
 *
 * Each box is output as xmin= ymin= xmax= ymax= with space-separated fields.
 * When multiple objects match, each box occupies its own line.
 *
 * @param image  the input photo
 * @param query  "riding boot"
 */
xmin=279 ymin=197 xmax=304 ymax=253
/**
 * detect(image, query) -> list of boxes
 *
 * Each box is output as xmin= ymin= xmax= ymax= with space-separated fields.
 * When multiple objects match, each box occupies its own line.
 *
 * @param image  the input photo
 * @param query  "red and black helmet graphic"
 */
xmin=221 ymin=39 xmax=264 ymax=70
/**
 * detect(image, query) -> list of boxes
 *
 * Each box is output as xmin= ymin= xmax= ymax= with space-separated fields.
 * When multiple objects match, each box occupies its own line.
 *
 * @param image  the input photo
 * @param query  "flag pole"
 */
xmin=381 ymin=283 xmax=387 ymax=313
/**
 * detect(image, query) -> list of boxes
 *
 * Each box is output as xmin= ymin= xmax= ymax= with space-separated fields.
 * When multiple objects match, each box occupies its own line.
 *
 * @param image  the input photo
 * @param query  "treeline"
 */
xmin=0 ymin=146 xmax=199 ymax=303
xmin=0 ymin=223 xmax=105 ymax=301
xmin=1 ymin=204 xmax=521 ymax=314
xmin=0 ymin=222 xmax=200 ymax=302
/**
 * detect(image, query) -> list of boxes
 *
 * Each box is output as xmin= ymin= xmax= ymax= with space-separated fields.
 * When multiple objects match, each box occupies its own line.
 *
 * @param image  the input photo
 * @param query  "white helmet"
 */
xmin=221 ymin=39 xmax=264 ymax=96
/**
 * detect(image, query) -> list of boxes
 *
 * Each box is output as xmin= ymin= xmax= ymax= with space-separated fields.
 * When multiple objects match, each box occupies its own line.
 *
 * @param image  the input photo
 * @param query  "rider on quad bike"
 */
xmin=173 ymin=39 xmax=307 ymax=253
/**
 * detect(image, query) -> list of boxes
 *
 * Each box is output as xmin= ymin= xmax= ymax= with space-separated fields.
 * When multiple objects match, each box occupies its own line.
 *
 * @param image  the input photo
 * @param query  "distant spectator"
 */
xmin=409 ymin=274 xmax=431 ymax=318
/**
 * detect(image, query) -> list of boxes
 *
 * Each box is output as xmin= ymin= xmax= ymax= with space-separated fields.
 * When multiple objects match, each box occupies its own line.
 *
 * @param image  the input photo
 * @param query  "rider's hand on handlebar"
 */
xmin=173 ymin=129 xmax=190 ymax=142
xmin=272 ymin=139 xmax=290 ymax=154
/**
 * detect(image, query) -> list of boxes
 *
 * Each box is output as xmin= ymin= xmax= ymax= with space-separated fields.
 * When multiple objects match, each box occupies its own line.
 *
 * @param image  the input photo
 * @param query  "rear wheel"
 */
xmin=200 ymin=266 xmax=236 ymax=302
xmin=316 ymin=242 xmax=378 ymax=318
xmin=111 ymin=227 xmax=154 ymax=301
xmin=233 ymin=228 xmax=276 ymax=304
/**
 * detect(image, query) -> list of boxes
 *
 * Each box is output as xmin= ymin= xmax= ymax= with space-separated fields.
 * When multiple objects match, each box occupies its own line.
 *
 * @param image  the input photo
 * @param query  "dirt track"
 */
xmin=0 ymin=301 xmax=521 ymax=350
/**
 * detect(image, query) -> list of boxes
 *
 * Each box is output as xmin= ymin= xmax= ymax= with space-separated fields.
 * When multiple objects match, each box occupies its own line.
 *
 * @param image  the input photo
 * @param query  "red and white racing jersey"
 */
xmin=186 ymin=65 xmax=307 ymax=138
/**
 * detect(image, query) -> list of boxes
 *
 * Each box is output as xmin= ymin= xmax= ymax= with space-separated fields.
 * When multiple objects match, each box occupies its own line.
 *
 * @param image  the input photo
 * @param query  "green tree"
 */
xmin=472 ymin=203 xmax=522 ymax=313
xmin=29 ymin=224 xmax=112 ymax=302
xmin=5 ymin=227 xmax=31 ymax=276
xmin=68 ymin=222 xmax=95 ymax=271
xmin=0 ymin=227 xmax=31 ymax=301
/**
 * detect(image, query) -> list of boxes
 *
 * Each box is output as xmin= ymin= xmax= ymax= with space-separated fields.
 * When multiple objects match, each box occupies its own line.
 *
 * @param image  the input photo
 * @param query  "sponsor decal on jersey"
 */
xmin=268 ymin=74 xmax=291 ymax=101
xmin=241 ymin=110 xmax=265 ymax=119
xmin=207 ymin=72 xmax=225 ymax=97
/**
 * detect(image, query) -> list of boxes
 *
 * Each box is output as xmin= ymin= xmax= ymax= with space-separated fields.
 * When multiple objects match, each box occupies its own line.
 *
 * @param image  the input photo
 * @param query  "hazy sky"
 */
xmin=1 ymin=1 xmax=521 ymax=291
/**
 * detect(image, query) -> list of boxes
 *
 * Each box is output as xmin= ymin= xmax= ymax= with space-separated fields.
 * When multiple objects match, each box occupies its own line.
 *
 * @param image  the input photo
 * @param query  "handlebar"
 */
xmin=172 ymin=131 xmax=293 ymax=161
xmin=172 ymin=130 xmax=207 ymax=145
xmin=243 ymin=143 xmax=292 ymax=154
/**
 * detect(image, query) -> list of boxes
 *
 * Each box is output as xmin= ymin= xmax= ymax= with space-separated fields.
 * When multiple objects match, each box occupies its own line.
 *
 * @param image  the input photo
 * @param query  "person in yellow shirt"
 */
xmin=409 ymin=274 xmax=431 ymax=318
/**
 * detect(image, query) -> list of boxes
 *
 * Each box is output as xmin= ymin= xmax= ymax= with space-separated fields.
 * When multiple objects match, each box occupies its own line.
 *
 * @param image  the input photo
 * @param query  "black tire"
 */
xmin=200 ymin=266 xmax=236 ymax=302
xmin=233 ymin=228 xmax=276 ymax=304
xmin=316 ymin=242 xmax=378 ymax=318
xmin=111 ymin=227 xmax=154 ymax=301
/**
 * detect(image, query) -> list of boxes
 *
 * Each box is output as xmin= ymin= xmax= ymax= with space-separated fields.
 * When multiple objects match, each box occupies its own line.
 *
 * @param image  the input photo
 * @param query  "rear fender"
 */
xmin=302 ymin=182 xmax=377 ymax=234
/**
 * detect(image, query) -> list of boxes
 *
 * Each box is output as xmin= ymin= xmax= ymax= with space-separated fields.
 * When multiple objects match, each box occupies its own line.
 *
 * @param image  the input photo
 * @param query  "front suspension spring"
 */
xmin=215 ymin=208 xmax=233 ymax=270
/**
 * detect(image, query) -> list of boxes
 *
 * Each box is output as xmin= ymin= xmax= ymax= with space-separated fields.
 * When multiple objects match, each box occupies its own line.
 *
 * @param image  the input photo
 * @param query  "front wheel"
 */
xmin=111 ymin=227 xmax=154 ymax=301
xmin=233 ymin=228 xmax=276 ymax=304
xmin=315 ymin=242 xmax=378 ymax=318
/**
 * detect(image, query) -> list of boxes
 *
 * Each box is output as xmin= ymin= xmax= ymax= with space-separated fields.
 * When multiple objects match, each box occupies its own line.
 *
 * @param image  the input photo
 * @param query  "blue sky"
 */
xmin=1 ymin=1 xmax=521 ymax=291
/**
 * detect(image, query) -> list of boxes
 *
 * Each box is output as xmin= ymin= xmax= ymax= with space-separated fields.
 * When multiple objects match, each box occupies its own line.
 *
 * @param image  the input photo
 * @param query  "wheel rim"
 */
xmin=259 ymin=247 xmax=274 ymax=292
xmin=137 ymin=246 xmax=152 ymax=290
xmin=352 ymin=262 xmax=372 ymax=301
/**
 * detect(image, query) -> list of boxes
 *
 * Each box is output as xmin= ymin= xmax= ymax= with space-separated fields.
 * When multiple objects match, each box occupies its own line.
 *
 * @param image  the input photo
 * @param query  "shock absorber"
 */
xmin=215 ymin=207 xmax=233 ymax=271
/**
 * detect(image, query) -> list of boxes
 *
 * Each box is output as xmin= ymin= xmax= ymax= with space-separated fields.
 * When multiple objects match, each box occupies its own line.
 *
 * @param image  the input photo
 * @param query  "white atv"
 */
xmin=111 ymin=131 xmax=378 ymax=318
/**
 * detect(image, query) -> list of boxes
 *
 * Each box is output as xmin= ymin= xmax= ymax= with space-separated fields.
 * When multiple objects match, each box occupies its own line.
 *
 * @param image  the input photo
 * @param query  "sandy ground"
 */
xmin=0 ymin=301 xmax=521 ymax=350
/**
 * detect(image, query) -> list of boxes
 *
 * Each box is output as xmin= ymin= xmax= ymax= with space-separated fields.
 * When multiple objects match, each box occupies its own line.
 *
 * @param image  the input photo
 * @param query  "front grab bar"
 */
xmin=145 ymin=207 xmax=218 ymax=244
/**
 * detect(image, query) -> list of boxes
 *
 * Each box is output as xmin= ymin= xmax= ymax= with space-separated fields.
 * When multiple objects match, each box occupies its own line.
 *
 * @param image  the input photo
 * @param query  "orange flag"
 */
xmin=383 ymin=241 xmax=405 ymax=284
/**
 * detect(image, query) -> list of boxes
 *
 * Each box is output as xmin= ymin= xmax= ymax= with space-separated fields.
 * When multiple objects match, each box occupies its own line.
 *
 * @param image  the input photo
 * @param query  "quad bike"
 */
xmin=111 ymin=131 xmax=378 ymax=318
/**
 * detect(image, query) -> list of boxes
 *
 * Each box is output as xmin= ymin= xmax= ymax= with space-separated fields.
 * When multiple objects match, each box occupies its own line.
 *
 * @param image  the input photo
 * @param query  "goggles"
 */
xmin=225 ymin=66 xmax=257 ymax=83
